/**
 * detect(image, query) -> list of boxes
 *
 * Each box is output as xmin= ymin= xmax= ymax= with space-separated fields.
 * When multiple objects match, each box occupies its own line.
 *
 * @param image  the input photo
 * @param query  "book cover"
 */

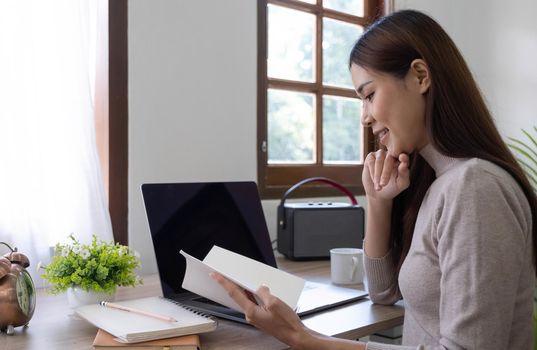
xmin=93 ymin=329 xmax=200 ymax=350
xmin=75 ymin=296 xmax=217 ymax=343
xmin=180 ymin=245 xmax=305 ymax=312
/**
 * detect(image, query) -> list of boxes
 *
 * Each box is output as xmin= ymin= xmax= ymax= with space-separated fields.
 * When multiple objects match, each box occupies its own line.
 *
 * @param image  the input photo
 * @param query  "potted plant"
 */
xmin=507 ymin=126 xmax=537 ymax=349
xmin=40 ymin=234 xmax=142 ymax=308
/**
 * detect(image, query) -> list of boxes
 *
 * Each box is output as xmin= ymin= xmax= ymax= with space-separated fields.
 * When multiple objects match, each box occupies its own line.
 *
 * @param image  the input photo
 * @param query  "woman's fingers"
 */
xmin=398 ymin=153 xmax=409 ymax=164
xmin=365 ymin=152 xmax=376 ymax=187
xmin=256 ymin=284 xmax=272 ymax=303
xmin=210 ymin=272 xmax=256 ymax=311
xmin=380 ymin=153 xmax=395 ymax=187
xmin=255 ymin=284 xmax=282 ymax=312
xmin=212 ymin=274 xmax=308 ymax=347
xmin=368 ymin=149 xmax=396 ymax=191
xmin=396 ymin=153 xmax=410 ymax=189
xmin=373 ymin=149 xmax=386 ymax=190
xmin=363 ymin=150 xmax=411 ymax=196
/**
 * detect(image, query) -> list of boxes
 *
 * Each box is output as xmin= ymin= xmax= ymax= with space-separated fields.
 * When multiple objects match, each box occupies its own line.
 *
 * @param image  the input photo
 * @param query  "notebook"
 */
xmin=93 ymin=329 xmax=200 ymax=350
xmin=141 ymin=181 xmax=368 ymax=323
xmin=75 ymin=296 xmax=217 ymax=343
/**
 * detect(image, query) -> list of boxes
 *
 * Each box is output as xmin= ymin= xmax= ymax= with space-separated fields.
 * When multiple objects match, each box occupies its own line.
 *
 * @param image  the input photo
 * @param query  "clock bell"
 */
xmin=0 ymin=242 xmax=36 ymax=335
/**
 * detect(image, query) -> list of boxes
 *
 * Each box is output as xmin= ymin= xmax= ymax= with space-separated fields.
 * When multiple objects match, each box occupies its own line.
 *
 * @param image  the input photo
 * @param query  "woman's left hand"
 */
xmin=210 ymin=272 xmax=310 ymax=347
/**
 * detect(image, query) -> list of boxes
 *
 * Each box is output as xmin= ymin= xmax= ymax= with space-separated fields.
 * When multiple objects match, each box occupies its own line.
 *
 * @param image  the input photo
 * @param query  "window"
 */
xmin=258 ymin=0 xmax=384 ymax=198
xmin=0 ymin=0 xmax=119 ymax=284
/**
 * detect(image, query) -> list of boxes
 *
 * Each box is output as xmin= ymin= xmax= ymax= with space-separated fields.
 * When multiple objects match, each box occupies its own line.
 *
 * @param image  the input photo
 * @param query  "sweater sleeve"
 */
xmin=363 ymin=248 xmax=402 ymax=305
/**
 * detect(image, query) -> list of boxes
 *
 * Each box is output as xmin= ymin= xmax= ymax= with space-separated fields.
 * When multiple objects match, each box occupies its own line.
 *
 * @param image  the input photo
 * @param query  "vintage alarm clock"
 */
xmin=0 ymin=242 xmax=36 ymax=335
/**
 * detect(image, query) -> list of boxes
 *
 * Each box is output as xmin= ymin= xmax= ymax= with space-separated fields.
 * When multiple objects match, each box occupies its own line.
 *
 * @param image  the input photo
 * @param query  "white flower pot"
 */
xmin=66 ymin=286 xmax=115 ymax=309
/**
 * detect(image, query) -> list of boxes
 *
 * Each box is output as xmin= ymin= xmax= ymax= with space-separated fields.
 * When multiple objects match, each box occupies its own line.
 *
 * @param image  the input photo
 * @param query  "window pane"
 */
xmin=268 ymin=5 xmax=315 ymax=82
xmin=268 ymin=89 xmax=315 ymax=164
xmin=323 ymin=18 xmax=363 ymax=88
xmin=324 ymin=0 xmax=364 ymax=17
xmin=323 ymin=96 xmax=362 ymax=163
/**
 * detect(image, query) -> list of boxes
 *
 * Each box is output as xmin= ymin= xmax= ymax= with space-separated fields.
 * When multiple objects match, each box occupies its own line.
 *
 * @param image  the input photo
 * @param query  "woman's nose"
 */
xmin=361 ymin=108 xmax=373 ymax=127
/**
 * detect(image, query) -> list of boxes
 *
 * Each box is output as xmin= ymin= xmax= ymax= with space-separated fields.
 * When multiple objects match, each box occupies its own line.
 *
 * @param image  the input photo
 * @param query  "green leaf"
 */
xmin=508 ymin=139 xmax=537 ymax=167
xmin=41 ymin=234 xmax=142 ymax=294
xmin=513 ymin=155 xmax=537 ymax=180
xmin=522 ymin=128 xmax=537 ymax=152
xmin=507 ymin=127 xmax=537 ymax=192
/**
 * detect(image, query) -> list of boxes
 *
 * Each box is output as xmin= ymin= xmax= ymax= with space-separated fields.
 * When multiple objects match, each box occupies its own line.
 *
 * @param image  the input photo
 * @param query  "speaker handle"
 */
xmin=278 ymin=177 xmax=358 ymax=229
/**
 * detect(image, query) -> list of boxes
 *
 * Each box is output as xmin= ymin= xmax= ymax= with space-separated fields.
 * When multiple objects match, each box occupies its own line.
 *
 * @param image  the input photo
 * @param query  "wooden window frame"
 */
xmin=257 ymin=0 xmax=385 ymax=199
xmin=95 ymin=0 xmax=128 ymax=245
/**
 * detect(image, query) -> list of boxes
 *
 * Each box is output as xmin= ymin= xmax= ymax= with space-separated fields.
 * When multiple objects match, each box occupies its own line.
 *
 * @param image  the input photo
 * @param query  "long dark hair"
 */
xmin=349 ymin=9 xmax=537 ymax=276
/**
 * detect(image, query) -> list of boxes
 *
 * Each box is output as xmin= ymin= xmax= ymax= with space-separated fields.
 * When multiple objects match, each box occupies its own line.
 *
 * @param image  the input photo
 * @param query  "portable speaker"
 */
xmin=277 ymin=177 xmax=364 ymax=259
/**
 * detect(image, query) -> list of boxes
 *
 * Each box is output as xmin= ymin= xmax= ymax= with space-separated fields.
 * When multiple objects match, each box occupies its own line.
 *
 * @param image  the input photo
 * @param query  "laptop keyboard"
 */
xmin=191 ymin=296 xmax=226 ymax=307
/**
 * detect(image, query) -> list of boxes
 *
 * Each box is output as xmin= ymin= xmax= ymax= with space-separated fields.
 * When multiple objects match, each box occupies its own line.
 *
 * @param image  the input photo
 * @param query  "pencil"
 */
xmin=99 ymin=301 xmax=177 ymax=323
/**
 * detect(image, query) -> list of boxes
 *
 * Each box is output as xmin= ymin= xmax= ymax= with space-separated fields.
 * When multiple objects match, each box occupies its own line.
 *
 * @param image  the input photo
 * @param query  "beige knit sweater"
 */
xmin=365 ymin=145 xmax=534 ymax=350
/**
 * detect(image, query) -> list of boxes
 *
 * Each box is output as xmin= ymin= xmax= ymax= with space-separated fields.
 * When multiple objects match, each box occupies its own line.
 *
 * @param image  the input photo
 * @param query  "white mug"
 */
xmin=330 ymin=248 xmax=364 ymax=285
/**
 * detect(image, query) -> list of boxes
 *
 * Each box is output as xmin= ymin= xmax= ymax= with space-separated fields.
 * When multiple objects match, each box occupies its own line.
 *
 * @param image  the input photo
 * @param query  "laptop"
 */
xmin=141 ymin=181 xmax=368 ymax=323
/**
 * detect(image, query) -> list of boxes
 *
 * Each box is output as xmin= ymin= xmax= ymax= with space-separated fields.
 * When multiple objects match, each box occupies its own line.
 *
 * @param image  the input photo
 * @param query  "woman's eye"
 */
xmin=365 ymin=92 xmax=375 ymax=102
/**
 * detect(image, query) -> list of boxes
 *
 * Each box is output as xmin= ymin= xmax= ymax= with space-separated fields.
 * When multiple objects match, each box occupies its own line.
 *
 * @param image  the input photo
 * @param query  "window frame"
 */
xmin=257 ymin=0 xmax=384 ymax=199
xmin=95 ymin=0 xmax=128 ymax=245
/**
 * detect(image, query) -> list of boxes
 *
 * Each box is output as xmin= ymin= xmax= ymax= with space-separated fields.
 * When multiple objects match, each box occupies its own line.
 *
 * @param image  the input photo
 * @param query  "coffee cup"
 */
xmin=330 ymin=248 xmax=364 ymax=285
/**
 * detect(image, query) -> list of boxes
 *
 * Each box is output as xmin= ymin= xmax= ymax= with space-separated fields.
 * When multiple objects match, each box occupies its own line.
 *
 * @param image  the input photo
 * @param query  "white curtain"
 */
xmin=0 ymin=1 xmax=113 ymax=287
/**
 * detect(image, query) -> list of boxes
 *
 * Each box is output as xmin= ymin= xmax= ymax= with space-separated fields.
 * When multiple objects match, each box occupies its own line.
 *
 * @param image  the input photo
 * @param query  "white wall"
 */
xmin=128 ymin=0 xmax=258 ymax=273
xmin=128 ymin=0 xmax=537 ymax=274
xmin=395 ymin=0 xmax=537 ymax=139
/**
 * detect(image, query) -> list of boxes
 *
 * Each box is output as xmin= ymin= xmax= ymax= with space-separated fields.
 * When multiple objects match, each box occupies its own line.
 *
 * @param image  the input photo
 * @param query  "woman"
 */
xmin=212 ymin=9 xmax=536 ymax=349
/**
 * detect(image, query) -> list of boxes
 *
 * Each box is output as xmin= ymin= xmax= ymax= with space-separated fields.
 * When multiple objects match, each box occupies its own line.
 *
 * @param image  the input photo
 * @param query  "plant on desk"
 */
xmin=40 ymin=234 xmax=142 ymax=308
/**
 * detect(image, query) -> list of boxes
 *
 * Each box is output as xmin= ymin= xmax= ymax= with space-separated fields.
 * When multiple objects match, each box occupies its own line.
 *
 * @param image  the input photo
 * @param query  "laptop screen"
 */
xmin=142 ymin=182 xmax=277 ymax=298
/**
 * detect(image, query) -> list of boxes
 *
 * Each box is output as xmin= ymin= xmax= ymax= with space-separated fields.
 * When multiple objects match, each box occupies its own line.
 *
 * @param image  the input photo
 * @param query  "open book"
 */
xmin=75 ymin=296 xmax=217 ymax=343
xmin=180 ymin=245 xmax=306 ymax=312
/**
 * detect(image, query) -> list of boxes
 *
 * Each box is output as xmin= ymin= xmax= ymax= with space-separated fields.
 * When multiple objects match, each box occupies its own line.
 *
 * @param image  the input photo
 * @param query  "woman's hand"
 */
xmin=362 ymin=149 xmax=410 ymax=200
xmin=210 ymin=272 xmax=310 ymax=348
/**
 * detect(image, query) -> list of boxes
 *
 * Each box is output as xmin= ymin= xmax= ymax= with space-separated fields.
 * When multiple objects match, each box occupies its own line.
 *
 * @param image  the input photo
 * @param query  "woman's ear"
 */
xmin=409 ymin=59 xmax=431 ymax=94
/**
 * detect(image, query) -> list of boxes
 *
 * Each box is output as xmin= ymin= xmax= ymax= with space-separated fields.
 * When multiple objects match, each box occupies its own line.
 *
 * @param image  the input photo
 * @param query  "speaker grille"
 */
xmin=293 ymin=208 xmax=363 ymax=258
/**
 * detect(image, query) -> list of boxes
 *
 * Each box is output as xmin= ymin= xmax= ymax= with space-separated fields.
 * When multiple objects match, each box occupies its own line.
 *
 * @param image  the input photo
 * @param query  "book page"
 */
xmin=180 ymin=251 xmax=244 ymax=311
xmin=181 ymin=246 xmax=305 ymax=310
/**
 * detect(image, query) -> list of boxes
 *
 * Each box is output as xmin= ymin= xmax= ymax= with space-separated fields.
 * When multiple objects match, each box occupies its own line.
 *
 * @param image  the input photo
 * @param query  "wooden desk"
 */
xmin=0 ymin=258 xmax=404 ymax=350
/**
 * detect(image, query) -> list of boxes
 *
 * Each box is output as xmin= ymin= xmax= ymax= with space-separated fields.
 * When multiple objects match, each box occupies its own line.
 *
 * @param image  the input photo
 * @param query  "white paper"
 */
xmin=180 ymin=251 xmax=244 ymax=311
xmin=180 ymin=246 xmax=305 ymax=311
xmin=75 ymin=296 xmax=216 ymax=343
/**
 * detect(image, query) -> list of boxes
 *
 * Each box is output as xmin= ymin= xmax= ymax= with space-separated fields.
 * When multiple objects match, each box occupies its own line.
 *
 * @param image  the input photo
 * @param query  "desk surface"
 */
xmin=0 ymin=258 xmax=404 ymax=350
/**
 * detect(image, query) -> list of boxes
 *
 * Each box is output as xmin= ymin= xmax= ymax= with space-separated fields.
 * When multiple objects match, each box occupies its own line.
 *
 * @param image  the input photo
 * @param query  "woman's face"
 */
xmin=350 ymin=62 xmax=430 ymax=158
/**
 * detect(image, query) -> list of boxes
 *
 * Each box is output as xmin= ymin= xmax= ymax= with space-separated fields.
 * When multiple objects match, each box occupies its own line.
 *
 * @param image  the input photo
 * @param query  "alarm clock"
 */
xmin=0 ymin=242 xmax=36 ymax=335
